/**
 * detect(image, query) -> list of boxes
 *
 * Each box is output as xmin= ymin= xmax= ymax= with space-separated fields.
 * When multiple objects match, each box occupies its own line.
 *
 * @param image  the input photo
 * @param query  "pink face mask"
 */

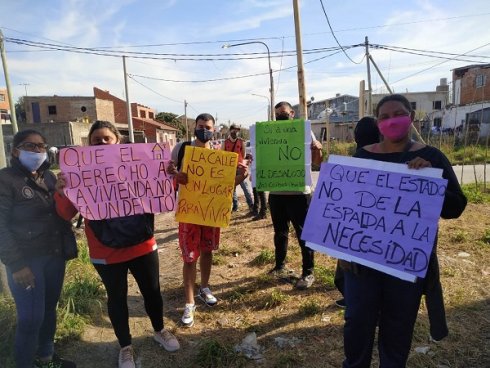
xmin=378 ymin=115 xmax=412 ymax=141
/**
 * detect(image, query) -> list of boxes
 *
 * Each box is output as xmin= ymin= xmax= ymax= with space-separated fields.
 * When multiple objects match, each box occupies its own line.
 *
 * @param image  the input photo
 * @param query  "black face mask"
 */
xmin=276 ymin=113 xmax=291 ymax=121
xmin=195 ymin=128 xmax=214 ymax=143
xmin=230 ymin=131 xmax=238 ymax=139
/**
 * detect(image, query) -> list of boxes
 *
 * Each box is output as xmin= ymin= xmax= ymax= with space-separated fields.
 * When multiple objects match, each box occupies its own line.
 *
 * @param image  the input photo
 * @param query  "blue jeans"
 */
xmin=343 ymin=267 xmax=424 ymax=368
xmin=232 ymin=180 xmax=253 ymax=210
xmin=7 ymin=255 xmax=66 ymax=368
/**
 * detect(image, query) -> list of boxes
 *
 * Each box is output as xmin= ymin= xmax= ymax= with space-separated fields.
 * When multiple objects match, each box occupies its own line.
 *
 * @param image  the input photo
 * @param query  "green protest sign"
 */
xmin=255 ymin=119 xmax=308 ymax=191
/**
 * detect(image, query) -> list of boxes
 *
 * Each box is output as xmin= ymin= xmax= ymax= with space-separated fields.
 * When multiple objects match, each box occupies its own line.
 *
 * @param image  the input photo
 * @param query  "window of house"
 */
xmin=140 ymin=110 xmax=146 ymax=118
xmin=476 ymin=74 xmax=486 ymax=88
xmin=149 ymin=112 xmax=154 ymax=119
xmin=433 ymin=118 xmax=442 ymax=128
xmin=433 ymin=100 xmax=442 ymax=110
xmin=0 ymin=94 xmax=5 ymax=102
xmin=48 ymin=105 xmax=57 ymax=115
xmin=410 ymin=102 xmax=417 ymax=110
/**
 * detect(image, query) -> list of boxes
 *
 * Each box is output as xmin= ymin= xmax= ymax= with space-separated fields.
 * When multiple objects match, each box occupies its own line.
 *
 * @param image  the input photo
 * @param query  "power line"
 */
xmin=127 ymin=75 xmax=183 ymax=104
xmin=391 ymin=41 xmax=490 ymax=85
xmin=318 ymin=0 xmax=364 ymax=65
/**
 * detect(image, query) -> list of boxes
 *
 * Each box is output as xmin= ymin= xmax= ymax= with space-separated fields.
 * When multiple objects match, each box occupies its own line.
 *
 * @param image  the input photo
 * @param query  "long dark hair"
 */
xmin=354 ymin=117 xmax=380 ymax=149
xmin=88 ymin=120 xmax=121 ymax=142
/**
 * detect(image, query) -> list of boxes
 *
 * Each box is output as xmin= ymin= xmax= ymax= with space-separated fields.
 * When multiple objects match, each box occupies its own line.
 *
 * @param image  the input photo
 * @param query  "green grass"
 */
xmin=481 ymin=229 xmax=490 ymax=245
xmin=314 ymin=265 xmax=336 ymax=288
xmin=193 ymin=338 xmax=245 ymax=368
xmin=299 ymin=299 xmax=322 ymax=316
xmin=262 ymin=289 xmax=289 ymax=309
xmin=462 ymin=184 xmax=490 ymax=204
xmin=0 ymin=295 xmax=16 ymax=367
xmin=251 ymin=249 xmax=275 ymax=266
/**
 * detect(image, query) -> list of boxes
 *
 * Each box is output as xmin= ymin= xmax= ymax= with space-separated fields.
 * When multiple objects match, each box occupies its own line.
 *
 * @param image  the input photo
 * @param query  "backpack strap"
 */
xmin=177 ymin=141 xmax=192 ymax=171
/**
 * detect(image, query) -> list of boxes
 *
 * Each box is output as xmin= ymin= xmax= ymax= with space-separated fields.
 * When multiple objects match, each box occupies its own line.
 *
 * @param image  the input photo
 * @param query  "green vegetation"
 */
xmin=299 ymin=299 xmax=322 ymax=316
xmin=314 ymin=265 xmax=336 ymax=288
xmin=262 ymin=289 xmax=289 ymax=309
xmin=193 ymin=338 xmax=244 ymax=368
xmin=251 ymin=249 xmax=275 ymax=266
xmin=0 ymin=295 xmax=16 ymax=368
xmin=462 ymin=184 xmax=490 ymax=204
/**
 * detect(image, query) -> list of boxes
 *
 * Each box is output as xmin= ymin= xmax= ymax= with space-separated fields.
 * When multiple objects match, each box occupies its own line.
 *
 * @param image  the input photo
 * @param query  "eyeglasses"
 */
xmin=17 ymin=142 xmax=49 ymax=152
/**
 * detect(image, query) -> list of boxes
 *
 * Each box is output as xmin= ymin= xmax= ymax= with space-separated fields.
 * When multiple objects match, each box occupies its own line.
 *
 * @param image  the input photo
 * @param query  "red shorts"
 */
xmin=178 ymin=222 xmax=220 ymax=263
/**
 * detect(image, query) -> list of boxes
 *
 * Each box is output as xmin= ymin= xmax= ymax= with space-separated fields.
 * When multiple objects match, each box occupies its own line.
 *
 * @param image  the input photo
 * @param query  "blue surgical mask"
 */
xmin=18 ymin=150 xmax=47 ymax=172
xmin=195 ymin=128 xmax=214 ymax=143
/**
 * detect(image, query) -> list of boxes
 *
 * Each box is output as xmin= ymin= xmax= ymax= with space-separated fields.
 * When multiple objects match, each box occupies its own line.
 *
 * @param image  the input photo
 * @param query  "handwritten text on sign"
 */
xmin=175 ymin=146 xmax=238 ymax=227
xmin=60 ymin=143 xmax=175 ymax=220
xmin=301 ymin=155 xmax=447 ymax=281
xmin=254 ymin=119 xmax=309 ymax=191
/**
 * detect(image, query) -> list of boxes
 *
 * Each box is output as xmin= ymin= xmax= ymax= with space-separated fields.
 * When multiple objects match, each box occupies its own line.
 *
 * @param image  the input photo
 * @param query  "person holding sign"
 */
xmin=223 ymin=123 xmax=254 ymax=213
xmin=169 ymin=113 xmax=248 ymax=328
xmin=268 ymin=101 xmax=323 ymax=289
xmin=341 ymin=94 xmax=467 ymax=368
xmin=0 ymin=129 xmax=76 ymax=368
xmin=56 ymin=121 xmax=179 ymax=368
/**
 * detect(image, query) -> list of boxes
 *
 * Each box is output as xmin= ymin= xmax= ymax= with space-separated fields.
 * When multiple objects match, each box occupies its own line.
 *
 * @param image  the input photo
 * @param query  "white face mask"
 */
xmin=18 ymin=150 xmax=47 ymax=172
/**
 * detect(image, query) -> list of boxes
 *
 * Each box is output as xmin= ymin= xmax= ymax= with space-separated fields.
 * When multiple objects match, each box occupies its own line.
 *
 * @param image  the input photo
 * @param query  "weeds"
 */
xmin=251 ymin=249 xmax=275 ymax=266
xmin=272 ymin=352 xmax=305 ymax=368
xmin=450 ymin=230 xmax=469 ymax=243
xmin=262 ymin=289 xmax=289 ymax=309
xmin=299 ymin=299 xmax=322 ymax=316
xmin=314 ymin=265 xmax=335 ymax=288
xmin=462 ymin=184 xmax=490 ymax=204
xmin=193 ymin=338 xmax=244 ymax=368
xmin=212 ymin=253 xmax=226 ymax=266
xmin=0 ymin=295 xmax=16 ymax=367
xmin=482 ymin=229 xmax=490 ymax=244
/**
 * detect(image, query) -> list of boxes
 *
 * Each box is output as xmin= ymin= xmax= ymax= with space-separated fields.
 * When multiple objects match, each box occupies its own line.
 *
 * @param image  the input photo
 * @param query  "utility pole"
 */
xmin=184 ymin=100 xmax=189 ymax=141
xmin=359 ymin=80 xmax=366 ymax=118
xmin=293 ymin=0 xmax=307 ymax=119
xmin=122 ymin=56 xmax=134 ymax=142
xmin=19 ymin=82 xmax=29 ymax=96
xmin=0 ymin=30 xmax=18 ymax=134
xmin=365 ymin=37 xmax=373 ymax=116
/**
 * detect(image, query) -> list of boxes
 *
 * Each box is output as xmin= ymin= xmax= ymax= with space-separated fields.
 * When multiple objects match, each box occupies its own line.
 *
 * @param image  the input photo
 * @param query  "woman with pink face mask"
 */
xmin=341 ymin=94 xmax=467 ymax=368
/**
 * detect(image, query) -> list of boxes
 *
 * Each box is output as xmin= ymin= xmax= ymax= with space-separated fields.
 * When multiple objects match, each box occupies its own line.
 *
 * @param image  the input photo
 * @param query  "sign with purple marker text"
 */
xmin=60 ymin=143 xmax=175 ymax=220
xmin=302 ymin=155 xmax=447 ymax=282
xmin=175 ymin=145 xmax=238 ymax=227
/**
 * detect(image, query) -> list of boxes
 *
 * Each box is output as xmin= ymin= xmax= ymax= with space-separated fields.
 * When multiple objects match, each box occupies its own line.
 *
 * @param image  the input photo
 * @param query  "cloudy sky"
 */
xmin=1 ymin=0 xmax=489 ymax=127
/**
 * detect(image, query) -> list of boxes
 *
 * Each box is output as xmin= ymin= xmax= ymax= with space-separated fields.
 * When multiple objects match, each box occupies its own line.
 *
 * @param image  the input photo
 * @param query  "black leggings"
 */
xmin=94 ymin=251 xmax=163 ymax=347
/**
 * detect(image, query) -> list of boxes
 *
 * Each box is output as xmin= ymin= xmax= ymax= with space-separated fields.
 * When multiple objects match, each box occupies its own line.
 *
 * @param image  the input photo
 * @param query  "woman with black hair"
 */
xmin=0 ymin=129 xmax=76 ymax=368
xmin=342 ymin=95 xmax=467 ymax=367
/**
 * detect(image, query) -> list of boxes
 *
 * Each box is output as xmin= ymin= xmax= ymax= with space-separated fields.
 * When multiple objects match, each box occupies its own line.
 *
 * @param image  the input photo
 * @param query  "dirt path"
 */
xmin=59 ymin=203 xmax=490 ymax=368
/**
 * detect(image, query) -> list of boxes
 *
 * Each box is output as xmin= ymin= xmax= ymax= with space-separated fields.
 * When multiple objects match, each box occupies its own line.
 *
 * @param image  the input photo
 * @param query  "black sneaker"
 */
xmin=335 ymin=298 xmax=346 ymax=308
xmin=252 ymin=213 xmax=267 ymax=221
xmin=35 ymin=354 xmax=76 ymax=368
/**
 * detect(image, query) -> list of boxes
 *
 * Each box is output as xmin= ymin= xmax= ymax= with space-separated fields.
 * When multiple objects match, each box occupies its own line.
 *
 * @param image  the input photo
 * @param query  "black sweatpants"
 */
xmin=94 ymin=250 xmax=163 ymax=347
xmin=268 ymin=193 xmax=314 ymax=276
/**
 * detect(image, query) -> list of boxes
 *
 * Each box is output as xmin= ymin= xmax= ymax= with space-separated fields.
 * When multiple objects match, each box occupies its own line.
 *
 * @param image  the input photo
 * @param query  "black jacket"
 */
xmin=0 ymin=158 xmax=72 ymax=272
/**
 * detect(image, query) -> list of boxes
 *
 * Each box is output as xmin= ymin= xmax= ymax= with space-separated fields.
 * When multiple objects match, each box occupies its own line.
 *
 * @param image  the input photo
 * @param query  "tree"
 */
xmin=15 ymin=96 xmax=26 ymax=123
xmin=155 ymin=112 xmax=186 ymax=139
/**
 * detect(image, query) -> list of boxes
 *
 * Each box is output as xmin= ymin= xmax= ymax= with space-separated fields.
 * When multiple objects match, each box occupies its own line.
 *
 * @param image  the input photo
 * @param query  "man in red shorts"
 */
xmin=169 ymin=113 xmax=248 ymax=327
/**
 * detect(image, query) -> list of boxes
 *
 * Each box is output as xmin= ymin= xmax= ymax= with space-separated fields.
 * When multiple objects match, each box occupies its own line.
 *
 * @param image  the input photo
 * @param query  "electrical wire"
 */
xmin=318 ymin=0 xmax=364 ymax=65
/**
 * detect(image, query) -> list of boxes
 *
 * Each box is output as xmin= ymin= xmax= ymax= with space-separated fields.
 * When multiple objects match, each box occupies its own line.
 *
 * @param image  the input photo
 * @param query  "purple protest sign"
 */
xmin=60 ymin=143 xmax=175 ymax=220
xmin=302 ymin=155 xmax=447 ymax=282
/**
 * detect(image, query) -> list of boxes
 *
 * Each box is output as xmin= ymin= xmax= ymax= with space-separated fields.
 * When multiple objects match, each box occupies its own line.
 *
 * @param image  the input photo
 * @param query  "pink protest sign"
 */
xmin=60 ymin=143 xmax=175 ymax=220
xmin=302 ymin=155 xmax=447 ymax=282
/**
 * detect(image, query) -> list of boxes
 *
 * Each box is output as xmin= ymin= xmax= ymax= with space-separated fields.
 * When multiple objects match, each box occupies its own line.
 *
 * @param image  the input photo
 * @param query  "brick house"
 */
xmin=22 ymin=87 xmax=178 ymax=145
xmin=0 ymin=87 xmax=12 ymax=123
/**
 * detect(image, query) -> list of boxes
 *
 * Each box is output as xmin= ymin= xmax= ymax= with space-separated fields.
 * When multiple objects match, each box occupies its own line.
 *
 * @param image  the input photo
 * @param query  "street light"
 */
xmin=222 ymin=41 xmax=275 ymax=120
xmin=251 ymin=93 xmax=271 ymax=121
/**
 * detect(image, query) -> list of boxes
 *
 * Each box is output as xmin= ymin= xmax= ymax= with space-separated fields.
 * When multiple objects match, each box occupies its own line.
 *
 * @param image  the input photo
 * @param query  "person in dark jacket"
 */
xmin=342 ymin=94 xmax=467 ymax=368
xmin=0 ymin=129 xmax=76 ymax=368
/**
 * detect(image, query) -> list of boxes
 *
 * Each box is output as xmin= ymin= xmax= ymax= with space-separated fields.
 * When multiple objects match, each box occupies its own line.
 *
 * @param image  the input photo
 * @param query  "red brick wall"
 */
xmin=454 ymin=67 xmax=490 ymax=105
xmin=93 ymin=87 xmax=128 ymax=124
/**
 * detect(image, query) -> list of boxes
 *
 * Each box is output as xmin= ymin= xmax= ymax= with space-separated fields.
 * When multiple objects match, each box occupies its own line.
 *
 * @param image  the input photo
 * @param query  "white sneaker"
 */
xmin=197 ymin=287 xmax=218 ymax=306
xmin=181 ymin=304 xmax=195 ymax=328
xmin=154 ymin=329 xmax=180 ymax=352
xmin=118 ymin=345 xmax=135 ymax=368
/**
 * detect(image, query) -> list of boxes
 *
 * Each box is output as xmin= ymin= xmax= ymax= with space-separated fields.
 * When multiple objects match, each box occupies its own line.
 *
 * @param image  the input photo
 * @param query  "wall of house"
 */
xmin=131 ymin=103 xmax=155 ymax=119
xmin=0 ymin=88 xmax=10 ymax=113
xmin=93 ymin=87 xmax=127 ymax=124
xmin=95 ymin=98 xmax=115 ymax=123
xmin=24 ymin=96 xmax=96 ymax=124
xmin=453 ymin=66 xmax=490 ymax=106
